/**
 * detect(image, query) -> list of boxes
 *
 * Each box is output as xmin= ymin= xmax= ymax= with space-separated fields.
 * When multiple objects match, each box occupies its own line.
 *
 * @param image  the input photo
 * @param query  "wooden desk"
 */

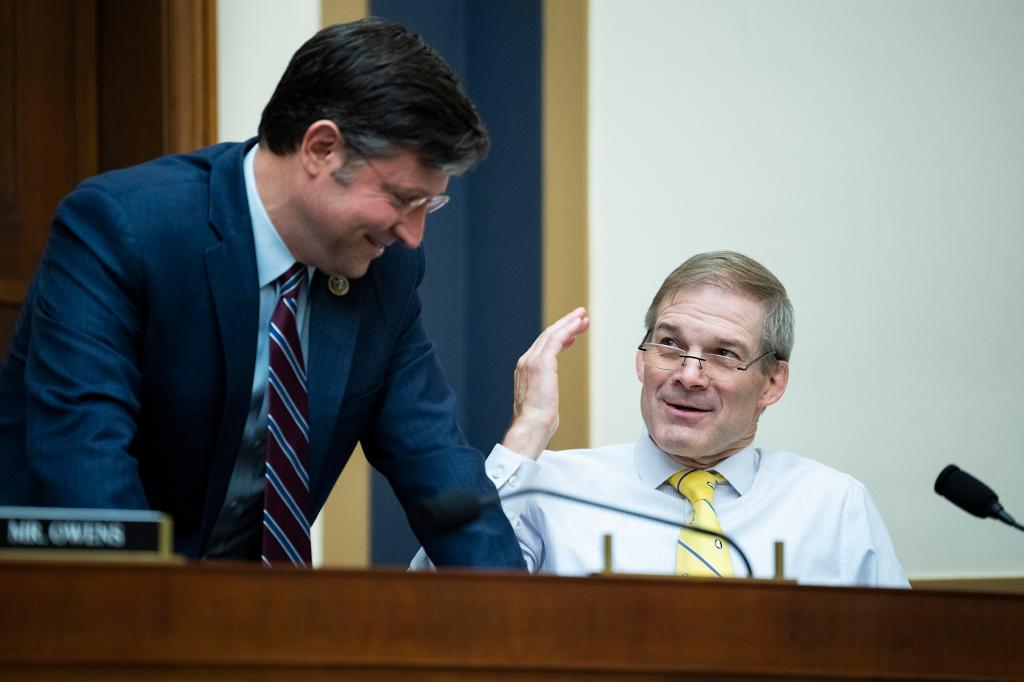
xmin=1 ymin=560 xmax=1021 ymax=680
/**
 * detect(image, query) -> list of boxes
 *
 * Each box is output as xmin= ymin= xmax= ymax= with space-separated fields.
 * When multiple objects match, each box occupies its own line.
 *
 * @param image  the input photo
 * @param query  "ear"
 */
xmin=635 ymin=349 xmax=646 ymax=383
xmin=757 ymin=360 xmax=789 ymax=409
xmin=298 ymin=119 xmax=344 ymax=177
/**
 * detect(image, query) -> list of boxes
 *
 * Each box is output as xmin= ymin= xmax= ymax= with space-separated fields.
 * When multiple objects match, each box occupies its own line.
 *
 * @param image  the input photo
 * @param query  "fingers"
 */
xmin=512 ymin=306 xmax=589 ymax=395
xmin=505 ymin=308 xmax=588 ymax=459
xmin=511 ymin=306 xmax=588 ymax=408
xmin=513 ymin=306 xmax=589 ymax=379
xmin=559 ymin=312 xmax=590 ymax=350
xmin=554 ymin=307 xmax=589 ymax=350
xmin=522 ymin=307 xmax=589 ymax=361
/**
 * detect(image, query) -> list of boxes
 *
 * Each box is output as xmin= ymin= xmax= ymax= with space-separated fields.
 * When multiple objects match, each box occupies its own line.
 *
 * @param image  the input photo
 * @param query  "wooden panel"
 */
xmin=97 ymin=0 xmax=219 ymax=167
xmin=0 ymin=560 xmax=1022 ymax=681
xmin=0 ymin=1 xmax=16 ymax=279
xmin=0 ymin=306 xmax=18 ymax=354
xmin=0 ymin=0 xmax=216 ymax=344
xmin=96 ymin=0 xmax=164 ymax=170
xmin=0 ymin=0 xmax=98 ymax=306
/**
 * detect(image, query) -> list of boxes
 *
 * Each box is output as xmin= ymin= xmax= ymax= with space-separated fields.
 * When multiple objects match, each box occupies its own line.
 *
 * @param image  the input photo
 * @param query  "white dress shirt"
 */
xmin=411 ymin=431 xmax=909 ymax=588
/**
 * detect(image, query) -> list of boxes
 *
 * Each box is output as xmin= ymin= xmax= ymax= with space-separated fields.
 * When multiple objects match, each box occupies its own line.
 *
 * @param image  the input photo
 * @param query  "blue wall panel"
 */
xmin=367 ymin=0 xmax=542 ymax=565
xmin=463 ymin=1 xmax=543 ymax=450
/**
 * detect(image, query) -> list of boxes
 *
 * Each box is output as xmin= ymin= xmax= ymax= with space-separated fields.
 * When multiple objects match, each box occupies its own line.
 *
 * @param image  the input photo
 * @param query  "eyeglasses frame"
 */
xmin=343 ymin=141 xmax=450 ymax=215
xmin=637 ymin=342 xmax=776 ymax=381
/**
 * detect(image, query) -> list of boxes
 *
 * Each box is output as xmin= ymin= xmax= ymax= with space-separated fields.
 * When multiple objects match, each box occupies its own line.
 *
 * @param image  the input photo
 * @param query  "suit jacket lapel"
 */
xmin=200 ymin=141 xmax=260 ymax=543
xmin=306 ymin=270 xmax=362 ymax=500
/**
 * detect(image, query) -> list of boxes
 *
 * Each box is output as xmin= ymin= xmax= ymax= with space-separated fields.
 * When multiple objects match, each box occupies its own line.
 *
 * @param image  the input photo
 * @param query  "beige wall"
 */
xmin=217 ymin=0 xmax=320 ymax=143
xmin=589 ymin=0 xmax=1024 ymax=579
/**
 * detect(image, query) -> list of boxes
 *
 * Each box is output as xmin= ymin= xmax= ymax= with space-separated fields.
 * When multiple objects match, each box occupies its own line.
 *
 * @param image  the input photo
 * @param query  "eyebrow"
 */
xmin=383 ymin=182 xmax=429 ymax=200
xmin=653 ymin=321 xmax=749 ymax=353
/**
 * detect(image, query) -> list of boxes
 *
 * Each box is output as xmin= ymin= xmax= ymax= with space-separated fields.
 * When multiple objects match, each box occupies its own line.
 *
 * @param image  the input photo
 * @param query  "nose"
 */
xmin=392 ymin=208 xmax=427 ymax=249
xmin=674 ymin=355 xmax=710 ymax=388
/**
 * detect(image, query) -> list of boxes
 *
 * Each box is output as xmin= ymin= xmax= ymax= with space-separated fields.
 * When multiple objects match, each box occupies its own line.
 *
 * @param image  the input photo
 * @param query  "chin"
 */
xmin=334 ymin=261 xmax=371 ymax=280
xmin=651 ymin=423 xmax=696 ymax=448
xmin=650 ymin=432 xmax=698 ymax=459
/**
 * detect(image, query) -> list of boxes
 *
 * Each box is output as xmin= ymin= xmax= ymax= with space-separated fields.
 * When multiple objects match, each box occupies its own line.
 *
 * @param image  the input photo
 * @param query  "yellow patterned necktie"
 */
xmin=667 ymin=469 xmax=734 ymax=578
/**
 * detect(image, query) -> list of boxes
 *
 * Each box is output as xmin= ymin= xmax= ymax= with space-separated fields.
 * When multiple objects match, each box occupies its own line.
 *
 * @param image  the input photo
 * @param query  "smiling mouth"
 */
xmin=366 ymin=235 xmax=388 ymax=252
xmin=665 ymin=400 xmax=712 ymax=414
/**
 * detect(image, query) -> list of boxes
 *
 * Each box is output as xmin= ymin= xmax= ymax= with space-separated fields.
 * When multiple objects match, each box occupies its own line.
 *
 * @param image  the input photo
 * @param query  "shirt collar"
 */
xmin=633 ymin=429 xmax=681 ymax=489
xmin=632 ymin=427 xmax=759 ymax=496
xmin=244 ymin=143 xmax=301 ymax=288
xmin=713 ymin=444 xmax=757 ymax=496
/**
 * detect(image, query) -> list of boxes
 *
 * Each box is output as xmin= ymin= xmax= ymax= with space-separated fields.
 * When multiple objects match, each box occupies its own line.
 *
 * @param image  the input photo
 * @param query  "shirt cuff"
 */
xmin=485 ymin=443 xmax=542 ymax=493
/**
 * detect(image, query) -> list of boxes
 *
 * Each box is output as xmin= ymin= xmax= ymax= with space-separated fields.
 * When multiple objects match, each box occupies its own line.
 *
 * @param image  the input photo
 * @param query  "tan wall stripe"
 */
xmin=321 ymin=0 xmax=367 ymax=28
xmin=318 ymin=0 xmax=370 ymax=568
xmin=543 ymin=0 xmax=589 ymax=450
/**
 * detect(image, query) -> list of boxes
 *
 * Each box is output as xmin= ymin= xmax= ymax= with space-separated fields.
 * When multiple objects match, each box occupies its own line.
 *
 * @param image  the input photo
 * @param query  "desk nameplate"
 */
xmin=0 ymin=506 xmax=174 ymax=562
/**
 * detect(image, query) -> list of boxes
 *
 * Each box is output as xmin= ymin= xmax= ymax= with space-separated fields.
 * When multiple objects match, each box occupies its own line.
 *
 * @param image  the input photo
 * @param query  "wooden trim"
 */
xmin=543 ymin=0 xmax=589 ymax=450
xmin=203 ymin=0 xmax=218 ymax=145
xmin=163 ymin=0 xmax=218 ymax=152
xmin=911 ymin=576 xmax=1024 ymax=594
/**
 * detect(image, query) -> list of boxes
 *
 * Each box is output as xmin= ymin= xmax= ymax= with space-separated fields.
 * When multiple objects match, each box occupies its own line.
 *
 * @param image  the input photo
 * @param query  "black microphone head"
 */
xmin=934 ymin=464 xmax=999 ymax=519
xmin=416 ymin=490 xmax=493 ymax=533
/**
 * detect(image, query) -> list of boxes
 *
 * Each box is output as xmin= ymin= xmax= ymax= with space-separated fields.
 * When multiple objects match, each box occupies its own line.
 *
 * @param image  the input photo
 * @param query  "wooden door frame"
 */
xmin=0 ymin=0 xmax=216 ymax=344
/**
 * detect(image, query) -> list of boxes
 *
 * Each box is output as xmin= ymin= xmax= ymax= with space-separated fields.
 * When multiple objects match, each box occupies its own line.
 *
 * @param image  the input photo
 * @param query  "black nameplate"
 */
xmin=0 ymin=507 xmax=173 ymax=561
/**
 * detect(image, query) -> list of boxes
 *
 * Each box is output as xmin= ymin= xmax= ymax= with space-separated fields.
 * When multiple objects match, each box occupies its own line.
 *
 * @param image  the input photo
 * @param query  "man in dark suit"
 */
xmin=0 ymin=18 xmax=525 ymax=569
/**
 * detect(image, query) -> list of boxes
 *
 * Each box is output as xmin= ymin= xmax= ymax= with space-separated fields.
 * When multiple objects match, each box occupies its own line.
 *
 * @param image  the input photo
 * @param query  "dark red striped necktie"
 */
xmin=261 ymin=263 xmax=311 ymax=567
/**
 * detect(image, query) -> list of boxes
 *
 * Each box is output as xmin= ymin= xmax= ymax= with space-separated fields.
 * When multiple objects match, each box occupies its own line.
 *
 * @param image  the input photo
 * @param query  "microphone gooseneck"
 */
xmin=417 ymin=486 xmax=755 ymax=577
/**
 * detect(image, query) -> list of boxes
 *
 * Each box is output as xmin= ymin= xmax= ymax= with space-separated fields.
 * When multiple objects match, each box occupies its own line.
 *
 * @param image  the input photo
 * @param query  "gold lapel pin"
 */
xmin=327 ymin=275 xmax=350 ymax=297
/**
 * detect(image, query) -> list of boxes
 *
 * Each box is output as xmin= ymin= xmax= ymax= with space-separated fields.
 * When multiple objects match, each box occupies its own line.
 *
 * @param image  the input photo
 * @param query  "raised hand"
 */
xmin=501 ymin=307 xmax=590 ymax=460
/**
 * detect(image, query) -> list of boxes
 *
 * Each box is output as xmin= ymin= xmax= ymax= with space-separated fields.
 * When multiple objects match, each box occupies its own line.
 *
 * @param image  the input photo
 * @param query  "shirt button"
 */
xmin=229 ymin=500 xmax=239 ymax=511
xmin=508 ymin=475 xmax=519 ymax=488
xmin=489 ymin=464 xmax=505 ymax=480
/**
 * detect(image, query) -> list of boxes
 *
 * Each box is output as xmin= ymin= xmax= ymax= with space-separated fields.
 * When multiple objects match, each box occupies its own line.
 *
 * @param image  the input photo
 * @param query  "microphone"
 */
xmin=934 ymin=464 xmax=1023 ymax=531
xmin=417 ymin=486 xmax=755 ymax=577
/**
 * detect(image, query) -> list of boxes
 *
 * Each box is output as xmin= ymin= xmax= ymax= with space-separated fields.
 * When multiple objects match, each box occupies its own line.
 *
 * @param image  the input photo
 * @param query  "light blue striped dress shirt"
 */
xmin=412 ymin=431 xmax=909 ymax=588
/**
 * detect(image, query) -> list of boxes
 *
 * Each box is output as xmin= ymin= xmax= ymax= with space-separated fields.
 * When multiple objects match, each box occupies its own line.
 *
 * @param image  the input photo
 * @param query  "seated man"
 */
xmin=413 ymin=251 xmax=908 ymax=587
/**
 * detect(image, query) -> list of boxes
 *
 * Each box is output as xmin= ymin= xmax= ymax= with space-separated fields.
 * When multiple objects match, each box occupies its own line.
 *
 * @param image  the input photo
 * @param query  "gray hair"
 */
xmin=643 ymin=251 xmax=794 ymax=374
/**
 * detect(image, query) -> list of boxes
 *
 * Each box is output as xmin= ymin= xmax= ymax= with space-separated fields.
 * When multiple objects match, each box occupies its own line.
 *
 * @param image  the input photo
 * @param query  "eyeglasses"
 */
xmin=346 ymin=143 xmax=450 ymax=215
xmin=637 ymin=343 xmax=775 ymax=382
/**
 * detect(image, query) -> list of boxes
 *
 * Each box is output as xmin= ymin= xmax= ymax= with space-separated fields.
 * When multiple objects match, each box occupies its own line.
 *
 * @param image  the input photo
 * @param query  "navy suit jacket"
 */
xmin=0 ymin=140 xmax=524 ymax=568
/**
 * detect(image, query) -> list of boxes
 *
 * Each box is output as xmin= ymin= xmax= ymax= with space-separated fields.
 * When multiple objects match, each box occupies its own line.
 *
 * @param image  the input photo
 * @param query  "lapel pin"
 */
xmin=328 ymin=275 xmax=350 ymax=297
